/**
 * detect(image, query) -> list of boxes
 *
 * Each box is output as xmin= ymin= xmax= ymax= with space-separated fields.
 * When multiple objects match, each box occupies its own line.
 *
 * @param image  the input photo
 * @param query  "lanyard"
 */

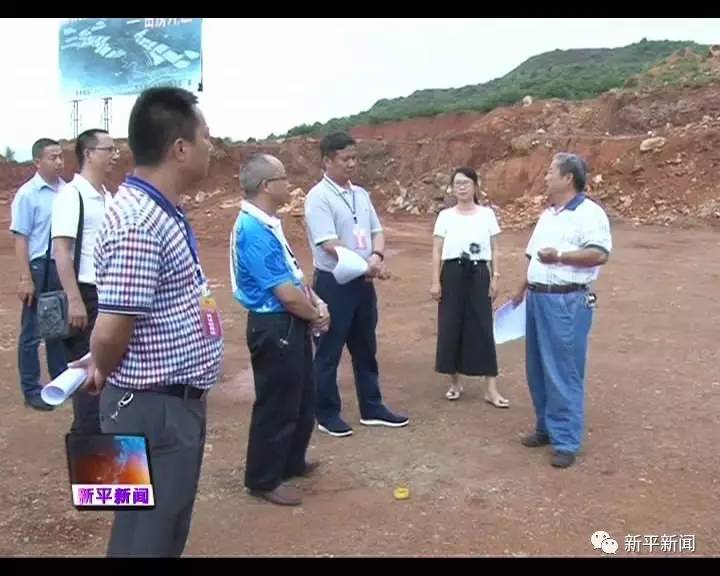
xmin=125 ymin=176 xmax=205 ymax=285
xmin=323 ymin=175 xmax=357 ymax=223
xmin=241 ymin=208 xmax=303 ymax=280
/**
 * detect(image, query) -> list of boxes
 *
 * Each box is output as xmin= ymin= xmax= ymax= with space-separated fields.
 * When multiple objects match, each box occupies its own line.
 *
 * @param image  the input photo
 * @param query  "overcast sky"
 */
xmin=0 ymin=18 xmax=718 ymax=160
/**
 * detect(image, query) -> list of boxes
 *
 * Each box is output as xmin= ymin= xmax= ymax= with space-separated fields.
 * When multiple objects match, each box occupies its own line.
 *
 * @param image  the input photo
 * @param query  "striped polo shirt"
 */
xmin=526 ymin=193 xmax=612 ymax=286
xmin=94 ymin=182 xmax=224 ymax=390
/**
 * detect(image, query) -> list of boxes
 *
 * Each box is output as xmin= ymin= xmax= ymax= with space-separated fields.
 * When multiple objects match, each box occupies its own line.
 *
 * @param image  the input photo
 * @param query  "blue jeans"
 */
xmin=18 ymin=258 xmax=67 ymax=400
xmin=525 ymin=290 xmax=594 ymax=455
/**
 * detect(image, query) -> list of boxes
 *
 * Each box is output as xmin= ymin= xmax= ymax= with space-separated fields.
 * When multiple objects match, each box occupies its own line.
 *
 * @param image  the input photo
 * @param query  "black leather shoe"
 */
xmin=521 ymin=432 xmax=550 ymax=448
xmin=551 ymin=452 xmax=576 ymax=469
xmin=25 ymin=397 xmax=54 ymax=412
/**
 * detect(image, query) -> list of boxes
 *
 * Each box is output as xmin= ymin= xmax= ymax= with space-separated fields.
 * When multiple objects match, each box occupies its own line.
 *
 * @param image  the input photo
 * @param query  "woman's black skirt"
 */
xmin=435 ymin=258 xmax=498 ymax=377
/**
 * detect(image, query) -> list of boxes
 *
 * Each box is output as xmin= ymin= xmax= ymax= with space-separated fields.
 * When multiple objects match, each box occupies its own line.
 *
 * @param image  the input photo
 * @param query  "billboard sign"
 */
xmin=59 ymin=18 xmax=203 ymax=100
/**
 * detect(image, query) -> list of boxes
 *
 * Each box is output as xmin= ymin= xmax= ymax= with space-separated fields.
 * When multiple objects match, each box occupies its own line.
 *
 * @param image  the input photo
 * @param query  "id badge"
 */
xmin=585 ymin=292 xmax=598 ymax=309
xmin=353 ymin=225 xmax=368 ymax=250
xmin=199 ymin=288 xmax=223 ymax=340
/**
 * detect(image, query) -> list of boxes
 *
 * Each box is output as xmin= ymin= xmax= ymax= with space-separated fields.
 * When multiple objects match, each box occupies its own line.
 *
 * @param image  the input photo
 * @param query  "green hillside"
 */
xmin=282 ymin=39 xmax=707 ymax=138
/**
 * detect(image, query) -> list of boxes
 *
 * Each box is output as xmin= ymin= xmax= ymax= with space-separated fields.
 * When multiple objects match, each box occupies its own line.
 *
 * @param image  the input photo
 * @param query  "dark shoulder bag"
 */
xmin=37 ymin=190 xmax=84 ymax=340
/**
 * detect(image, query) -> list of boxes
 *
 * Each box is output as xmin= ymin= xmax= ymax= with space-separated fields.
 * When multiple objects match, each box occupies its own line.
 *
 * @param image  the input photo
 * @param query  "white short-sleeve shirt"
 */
xmin=525 ymin=194 xmax=612 ymax=286
xmin=433 ymin=205 xmax=500 ymax=261
xmin=51 ymin=174 xmax=110 ymax=285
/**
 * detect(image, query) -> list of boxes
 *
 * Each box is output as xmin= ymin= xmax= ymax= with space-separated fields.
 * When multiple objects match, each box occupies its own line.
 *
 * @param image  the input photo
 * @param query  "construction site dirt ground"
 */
xmin=0 ymin=214 xmax=718 ymax=557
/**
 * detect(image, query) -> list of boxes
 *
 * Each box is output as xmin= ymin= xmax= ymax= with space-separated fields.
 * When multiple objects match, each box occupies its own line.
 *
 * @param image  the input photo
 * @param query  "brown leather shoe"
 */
xmin=299 ymin=461 xmax=320 ymax=478
xmin=284 ymin=461 xmax=321 ymax=480
xmin=250 ymin=484 xmax=302 ymax=506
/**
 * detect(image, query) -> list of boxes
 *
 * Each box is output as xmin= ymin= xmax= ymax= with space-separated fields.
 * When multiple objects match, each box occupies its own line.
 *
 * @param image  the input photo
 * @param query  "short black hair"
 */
xmin=32 ymin=138 xmax=60 ymax=161
xmin=320 ymin=132 xmax=356 ymax=159
xmin=451 ymin=166 xmax=482 ymax=204
xmin=75 ymin=129 xmax=108 ymax=169
xmin=554 ymin=153 xmax=587 ymax=193
xmin=128 ymin=87 xmax=200 ymax=167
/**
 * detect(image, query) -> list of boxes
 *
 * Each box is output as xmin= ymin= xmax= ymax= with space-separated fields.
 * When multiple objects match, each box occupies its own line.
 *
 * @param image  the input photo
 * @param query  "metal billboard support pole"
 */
xmin=71 ymin=100 xmax=80 ymax=138
xmin=102 ymin=97 xmax=112 ymax=132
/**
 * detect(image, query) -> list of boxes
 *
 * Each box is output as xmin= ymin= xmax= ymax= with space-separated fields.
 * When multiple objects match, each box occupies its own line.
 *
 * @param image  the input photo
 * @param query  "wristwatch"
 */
xmin=371 ymin=250 xmax=385 ymax=261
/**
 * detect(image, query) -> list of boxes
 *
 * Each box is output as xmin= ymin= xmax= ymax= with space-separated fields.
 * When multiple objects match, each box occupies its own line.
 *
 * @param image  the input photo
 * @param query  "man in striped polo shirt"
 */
xmin=77 ymin=87 xmax=224 ymax=557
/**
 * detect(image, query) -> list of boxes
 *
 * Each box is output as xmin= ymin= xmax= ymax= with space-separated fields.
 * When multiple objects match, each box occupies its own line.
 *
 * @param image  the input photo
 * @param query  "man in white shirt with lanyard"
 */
xmin=53 ymin=128 xmax=118 ymax=434
xmin=512 ymin=153 xmax=612 ymax=469
xmin=304 ymin=132 xmax=408 ymax=438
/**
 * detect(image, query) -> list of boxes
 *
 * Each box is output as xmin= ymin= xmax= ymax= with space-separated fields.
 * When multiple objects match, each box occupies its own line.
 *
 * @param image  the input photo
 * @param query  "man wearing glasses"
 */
xmin=231 ymin=154 xmax=330 ymax=506
xmin=52 ymin=128 xmax=118 ymax=434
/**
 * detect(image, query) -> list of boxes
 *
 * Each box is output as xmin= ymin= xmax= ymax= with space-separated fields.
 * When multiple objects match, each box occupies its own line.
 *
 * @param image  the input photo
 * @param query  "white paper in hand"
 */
xmin=332 ymin=246 xmax=369 ymax=285
xmin=493 ymin=298 xmax=526 ymax=344
xmin=41 ymin=355 xmax=90 ymax=406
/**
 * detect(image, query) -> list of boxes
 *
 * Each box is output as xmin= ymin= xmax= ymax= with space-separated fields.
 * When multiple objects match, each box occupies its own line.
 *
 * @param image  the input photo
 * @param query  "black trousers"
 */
xmin=66 ymin=283 xmax=101 ymax=434
xmin=312 ymin=271 xmax=384 ymax=423
xmin=435 ymin=259 xmax=498 ymax=377
xmin=100 ymin=384 xmax=207 ymax=557
xmin=244 ymin=312 xmax=315 ymax=492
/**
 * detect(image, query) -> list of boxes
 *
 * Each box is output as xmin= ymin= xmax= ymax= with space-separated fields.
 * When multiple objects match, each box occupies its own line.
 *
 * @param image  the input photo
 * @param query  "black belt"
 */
xmin=152 ymin=385 xmax=207 ymax=400
xmin=528 ymin=283 xmax=587 ymax=294
xmin=248 ymin=311 xmax=291 ymax=321
xmin=446 ymin=258 xmax=488 ymax=264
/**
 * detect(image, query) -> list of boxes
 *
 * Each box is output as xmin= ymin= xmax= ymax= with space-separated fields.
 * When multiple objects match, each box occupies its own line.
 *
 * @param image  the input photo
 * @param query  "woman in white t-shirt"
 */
xmin=430 ymin=167 xmax=508 ymax=407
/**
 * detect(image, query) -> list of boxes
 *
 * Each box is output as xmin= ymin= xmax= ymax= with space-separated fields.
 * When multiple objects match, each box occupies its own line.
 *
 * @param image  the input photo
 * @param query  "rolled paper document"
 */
xmin=41 ymin=353 xmax=91 ymax=406
xmin=332 ymin=246 xmax=369 ymax=285
xmin=493 ymin=298 xmax=526 ymax=344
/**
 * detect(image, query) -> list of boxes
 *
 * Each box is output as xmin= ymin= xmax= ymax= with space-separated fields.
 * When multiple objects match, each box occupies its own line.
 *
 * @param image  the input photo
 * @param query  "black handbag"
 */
xmin=37 ymin=189 xmax=84 ymax=341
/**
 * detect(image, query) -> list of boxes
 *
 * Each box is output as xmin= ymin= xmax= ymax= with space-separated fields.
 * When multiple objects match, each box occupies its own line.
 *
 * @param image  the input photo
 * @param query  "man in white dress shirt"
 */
xmin=52 ymin=128 xmax=118 ymax=433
